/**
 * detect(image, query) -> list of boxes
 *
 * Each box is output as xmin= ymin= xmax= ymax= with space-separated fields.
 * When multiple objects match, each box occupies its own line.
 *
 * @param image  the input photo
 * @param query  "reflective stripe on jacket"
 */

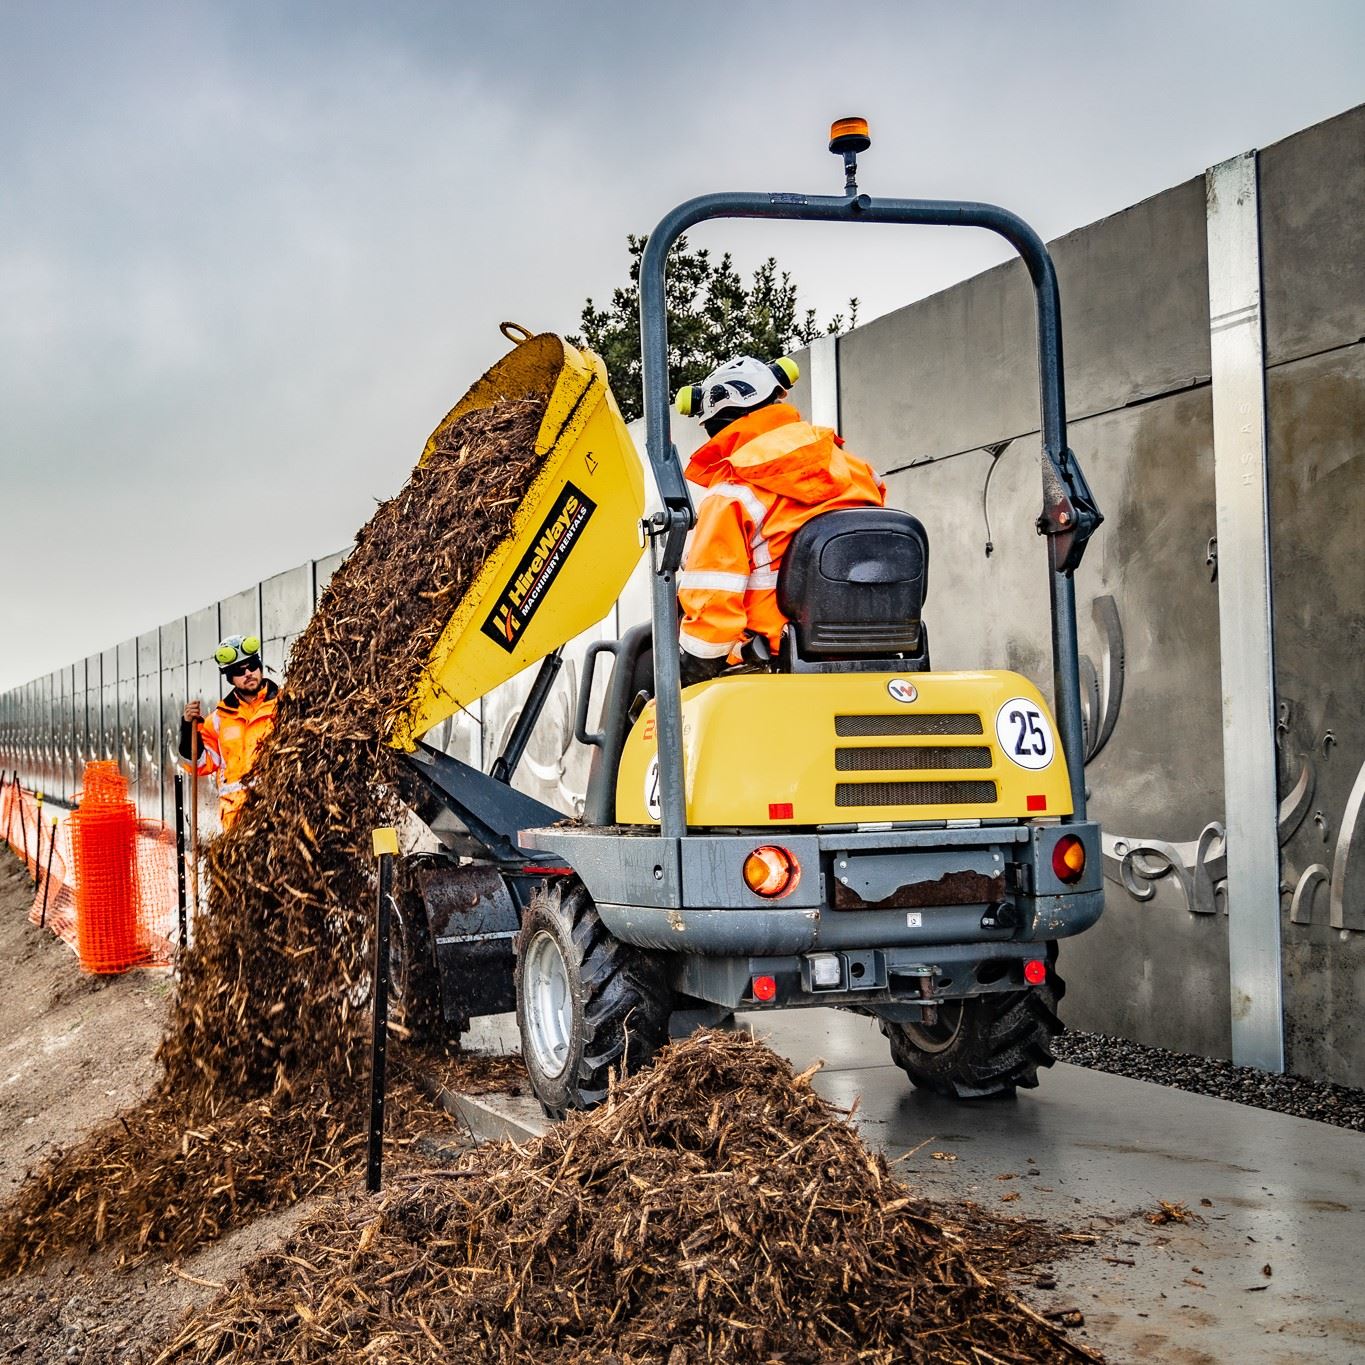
xmin=187 ymin=679 xmax=279 ymax=827
xmin=678 ymin=403 xmax=886 ymax=660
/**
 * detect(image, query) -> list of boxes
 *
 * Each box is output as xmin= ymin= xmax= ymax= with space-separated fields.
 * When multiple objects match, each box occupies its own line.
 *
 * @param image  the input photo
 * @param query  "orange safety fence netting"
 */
xmin=1 ymin=765 xmax=181 ymax=971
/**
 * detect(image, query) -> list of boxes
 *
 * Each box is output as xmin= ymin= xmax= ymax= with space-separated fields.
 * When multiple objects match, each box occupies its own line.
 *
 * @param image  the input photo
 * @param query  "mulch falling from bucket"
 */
xmin=162 ymin=1030 xmax=1103 ymax=1364
xmin=0 ymin=397 xmax=547 ymax=1274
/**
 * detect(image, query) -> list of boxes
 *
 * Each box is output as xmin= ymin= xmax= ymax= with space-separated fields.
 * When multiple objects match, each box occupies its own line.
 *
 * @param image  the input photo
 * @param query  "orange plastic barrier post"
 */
xmin=70 ymin=762 xmax=148 ymax=974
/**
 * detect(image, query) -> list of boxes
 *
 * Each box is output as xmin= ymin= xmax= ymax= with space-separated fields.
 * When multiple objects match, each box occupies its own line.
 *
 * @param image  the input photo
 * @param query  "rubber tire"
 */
xmin=880 ymin=959 xmax=1066 ymax=1100
xmin=388 ymin=886 xmax=446 ymax=1046
xmin=514 ymin=881 xmax=672 ymax=1119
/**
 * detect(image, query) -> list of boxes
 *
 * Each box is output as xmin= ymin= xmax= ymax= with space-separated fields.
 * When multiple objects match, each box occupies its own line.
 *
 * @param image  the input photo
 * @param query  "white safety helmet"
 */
xmin=675 ymin=354 xmax=800 ymax=427
xmin=214 ymin=634 xmax=263 ymax=675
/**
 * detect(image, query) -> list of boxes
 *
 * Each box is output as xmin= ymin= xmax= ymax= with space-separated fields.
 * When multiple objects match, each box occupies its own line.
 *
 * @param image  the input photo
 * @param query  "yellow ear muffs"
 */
xmin=771 ymin=356 xmax=800 ymax=388
xmin=214 ymin=644 xmax=238 ymax=666
xmin=241 ymin=635 xmax=261 ymax=656
xmin=675 ymin=385 xmax=702 ymax=417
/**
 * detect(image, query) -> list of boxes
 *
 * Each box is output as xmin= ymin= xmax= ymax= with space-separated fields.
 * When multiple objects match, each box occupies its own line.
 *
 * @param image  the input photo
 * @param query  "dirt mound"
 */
xmin=164 ymin=1030 xmax=1100 ymax=1364
xmin=0 ymin=397 xmax=546 ymax=1274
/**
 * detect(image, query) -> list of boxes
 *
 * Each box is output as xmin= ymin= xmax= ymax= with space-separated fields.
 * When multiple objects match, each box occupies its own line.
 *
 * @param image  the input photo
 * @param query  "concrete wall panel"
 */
xmin=185 ymin=605 xmax=221 ymax=836
xmin=83 ymin=654 xmax=101 ymax=772
xmin=57 ymin=665 xmax=73 ymax=802
xmin=1260 ymin=103 xmax=1365 ymax=365
xmin=840 ymin=176 xmax=1211 ymax=472
xmin=159 ymin=619 xmax=188 ymax=821
xmin=136 ymin=631 xmax=161 ymax=820
xmin=36 ymin=674 xmax=52 ymax=796
xmin=1268 ymin=344 xmax=1365 ymax=1086
xmin=312 ymin=549 xmax=350 ymax=605
xmin=218 ymin=586 xmax=258 ymax=645
xmin=117 ymin=638 xmax=139 ymax=795
xmin=99 ymin=646 xmax=118 ymax=766
xmin=261 ymin=564 xmax=312 ymax=680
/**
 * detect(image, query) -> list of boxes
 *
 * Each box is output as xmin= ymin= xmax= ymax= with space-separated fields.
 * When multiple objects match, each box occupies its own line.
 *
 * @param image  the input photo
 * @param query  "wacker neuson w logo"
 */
xmin=481 ymin=482 xmax=597 ymax=652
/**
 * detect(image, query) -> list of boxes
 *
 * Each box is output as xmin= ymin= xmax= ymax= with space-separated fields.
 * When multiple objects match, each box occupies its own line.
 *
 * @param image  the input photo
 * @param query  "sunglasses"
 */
xmin=226 ymin=661 xmax=261 ymax=680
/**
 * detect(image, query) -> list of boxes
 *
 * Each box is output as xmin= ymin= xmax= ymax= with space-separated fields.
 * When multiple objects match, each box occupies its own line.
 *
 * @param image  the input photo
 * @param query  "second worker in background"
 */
xmin=180 ymin=634 xmax=280 ymax=828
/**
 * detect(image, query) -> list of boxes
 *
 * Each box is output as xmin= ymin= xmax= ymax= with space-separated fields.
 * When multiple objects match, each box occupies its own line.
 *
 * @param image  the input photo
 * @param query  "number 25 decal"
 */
xmin=643 ymin=757 xmax=662 ymax=820
xmin=994 ymin=698 xmax=1055 ymax=771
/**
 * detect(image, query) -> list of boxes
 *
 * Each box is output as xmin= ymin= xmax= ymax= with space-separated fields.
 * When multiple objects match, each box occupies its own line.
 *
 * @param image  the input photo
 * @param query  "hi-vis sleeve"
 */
xmin=185 ymin=714 xmax=223 ymax=778
xmin=678 ymin=489 xmax=760 ymax=659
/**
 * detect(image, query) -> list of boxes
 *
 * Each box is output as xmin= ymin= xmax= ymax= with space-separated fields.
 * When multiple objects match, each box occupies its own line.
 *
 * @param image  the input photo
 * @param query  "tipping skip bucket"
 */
xmin=389 ymin=326 xmax=646 ymax=750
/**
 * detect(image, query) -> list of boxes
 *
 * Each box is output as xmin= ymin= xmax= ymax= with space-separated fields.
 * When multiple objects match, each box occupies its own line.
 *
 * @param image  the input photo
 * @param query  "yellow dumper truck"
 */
xmin=389 ymin=122 xmax=1105 ymax=1117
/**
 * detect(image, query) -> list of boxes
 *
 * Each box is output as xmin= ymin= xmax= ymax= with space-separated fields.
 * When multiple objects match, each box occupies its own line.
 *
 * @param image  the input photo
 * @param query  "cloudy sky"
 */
xmin=2 ymin=0 xmax=1362 ymax=691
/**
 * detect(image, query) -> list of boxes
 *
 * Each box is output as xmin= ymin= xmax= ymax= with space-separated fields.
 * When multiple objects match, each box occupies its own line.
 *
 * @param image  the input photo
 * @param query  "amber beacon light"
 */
xmin=828 ymin=116 xmax=871 ymax=153
xmin=828 ymin=117 xmax=872 ymax=195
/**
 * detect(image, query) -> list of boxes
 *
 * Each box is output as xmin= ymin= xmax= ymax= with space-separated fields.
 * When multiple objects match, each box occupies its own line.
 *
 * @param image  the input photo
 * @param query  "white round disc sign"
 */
xmin=643 ymin=757 xmax=662 ymax=820
xmin=994 ymin=698 xmax=1055 ymax=770
xmin=887 ymin=679 xmax=918 ymax=704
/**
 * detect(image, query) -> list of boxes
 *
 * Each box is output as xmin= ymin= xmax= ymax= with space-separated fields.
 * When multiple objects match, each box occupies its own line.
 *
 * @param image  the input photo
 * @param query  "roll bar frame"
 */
xmin=637 ymin=185 xmax=1101 ymax=840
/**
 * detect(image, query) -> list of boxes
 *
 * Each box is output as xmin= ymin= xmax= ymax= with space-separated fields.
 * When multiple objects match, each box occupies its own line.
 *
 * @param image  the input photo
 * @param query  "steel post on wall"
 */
xmin=1206 ymin=151 xmax=1284 ymax=1072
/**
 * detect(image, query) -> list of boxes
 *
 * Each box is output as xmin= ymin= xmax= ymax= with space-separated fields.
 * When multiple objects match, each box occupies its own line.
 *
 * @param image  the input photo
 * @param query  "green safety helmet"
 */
xmin=214 ymin=634 xmax=263 ymax=674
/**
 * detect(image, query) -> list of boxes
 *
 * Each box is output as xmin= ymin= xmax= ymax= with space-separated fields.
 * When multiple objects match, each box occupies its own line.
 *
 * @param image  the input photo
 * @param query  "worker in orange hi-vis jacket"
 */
xmin=179 ymin=634 xmax=280 ymax=828
xmin=673 ymin=354 xmax=886 ymax=686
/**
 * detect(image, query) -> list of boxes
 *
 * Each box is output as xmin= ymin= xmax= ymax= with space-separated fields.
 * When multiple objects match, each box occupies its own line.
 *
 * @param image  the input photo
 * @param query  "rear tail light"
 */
xmin=1023 ymin=958 xmax=1048 ymax=986
xmin=743 ymin=846 xmax=801 ymax=898
xmin=751 ymin=974 xmax=778 ymax=1003
xmin=1051 ymin=834 xmax=1086 ymax=884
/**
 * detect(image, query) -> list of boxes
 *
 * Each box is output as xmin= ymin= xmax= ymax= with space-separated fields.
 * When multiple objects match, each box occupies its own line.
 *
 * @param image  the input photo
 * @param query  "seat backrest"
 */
xmin=776 ymin=507 xmax=929 ymax=661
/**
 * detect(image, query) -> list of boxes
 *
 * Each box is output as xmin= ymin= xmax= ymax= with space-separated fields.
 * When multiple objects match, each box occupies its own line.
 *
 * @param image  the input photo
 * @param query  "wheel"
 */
xmin=881 ymin=957 xmax=1065 ymax=1099
xmin=387 ymin=887 xmax=446 ymax=1045
xmin=514 ymin=880 xmax=672 ymax=1118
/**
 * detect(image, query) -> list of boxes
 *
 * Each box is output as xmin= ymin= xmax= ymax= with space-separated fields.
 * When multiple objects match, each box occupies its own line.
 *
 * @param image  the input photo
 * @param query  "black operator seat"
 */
xmin=776 ymin=507 xmax=930 ymax=672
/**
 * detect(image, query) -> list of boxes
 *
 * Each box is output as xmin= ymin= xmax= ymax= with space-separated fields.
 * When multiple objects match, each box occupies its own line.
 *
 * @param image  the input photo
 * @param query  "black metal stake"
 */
xmin=31 ymin=792 xmax=42 ymax=885
xmin=39 ymin=817 xmax=57 ymax=927
xmin=1 ymin=771 xmax=12 ymax=849
xmin=366 ymin=827 xmax=398 ymax=1194
xmin=173 ymin=772 xmax=188 ymax=948
xmin=16 ymin=781 xmax=29 ymax=877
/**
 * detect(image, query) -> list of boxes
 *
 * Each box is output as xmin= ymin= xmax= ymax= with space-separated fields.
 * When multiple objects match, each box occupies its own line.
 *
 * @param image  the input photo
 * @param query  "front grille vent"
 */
xmin=835 ymin=745 xmax=992 ymax=772
xmin=835 ymin=780 xmax=998 ymax=808
xmin=835 ymin=713 xmax=984 ymax=738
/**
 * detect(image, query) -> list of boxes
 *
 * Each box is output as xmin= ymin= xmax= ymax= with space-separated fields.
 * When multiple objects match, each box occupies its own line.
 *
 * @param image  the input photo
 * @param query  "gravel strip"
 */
xmin=1054 ymin=1029 xmax=1365 ymax=1132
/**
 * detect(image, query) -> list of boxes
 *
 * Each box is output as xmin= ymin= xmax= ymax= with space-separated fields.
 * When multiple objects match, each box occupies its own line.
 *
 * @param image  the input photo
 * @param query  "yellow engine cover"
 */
xmin=616 ymin=671 xmax=1073 ymax=827
xmin=390 ymin=330 xmax=644 ymax=750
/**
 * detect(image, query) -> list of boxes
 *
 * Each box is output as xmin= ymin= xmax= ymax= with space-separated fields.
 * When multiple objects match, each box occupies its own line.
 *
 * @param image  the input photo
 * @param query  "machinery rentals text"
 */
xmin=388 ymin=122 xmax=1105 ymax=1117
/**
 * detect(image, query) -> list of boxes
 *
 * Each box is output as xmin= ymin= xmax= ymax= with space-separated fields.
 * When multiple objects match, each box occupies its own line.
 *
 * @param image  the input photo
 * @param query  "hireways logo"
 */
xmin=481 ymin=482 xmax=597 ymax=653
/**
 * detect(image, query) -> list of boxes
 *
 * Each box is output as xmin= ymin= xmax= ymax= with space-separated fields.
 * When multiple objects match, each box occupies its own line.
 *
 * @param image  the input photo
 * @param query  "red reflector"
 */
xmin=752 ymin=974 xmax=778 ymax=1003
xmin=1026 ymin=794 xmax=1047 ymax=811
xmin=1023 ymin=959 xmax=1048 ymax=986
xmin=768 ymin=802 xmax=794 ymax=820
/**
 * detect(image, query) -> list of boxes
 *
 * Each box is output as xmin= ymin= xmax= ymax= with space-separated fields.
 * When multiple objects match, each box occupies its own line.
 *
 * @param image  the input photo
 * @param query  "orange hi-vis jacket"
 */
xmin=678 ymin=403 xmax=886 ymax=661
xmin=187 ymin=680 xmax=279 ymax=828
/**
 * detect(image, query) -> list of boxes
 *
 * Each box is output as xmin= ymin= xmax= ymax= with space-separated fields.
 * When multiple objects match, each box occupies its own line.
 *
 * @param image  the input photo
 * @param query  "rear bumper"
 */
xmin=597 ymin=886 xmax=1102 ymax=956
xmin=525 ymin=818 xmax=1104 ymax=958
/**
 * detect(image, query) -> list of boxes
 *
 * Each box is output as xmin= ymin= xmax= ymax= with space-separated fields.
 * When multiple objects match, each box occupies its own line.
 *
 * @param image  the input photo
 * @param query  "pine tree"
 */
xmin=571 ymin=235 xmax=857 ymax=422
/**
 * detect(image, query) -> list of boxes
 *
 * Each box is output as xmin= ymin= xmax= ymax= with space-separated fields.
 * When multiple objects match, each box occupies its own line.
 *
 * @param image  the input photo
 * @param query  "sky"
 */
xmin=1 ymin=0 xmax=1362 ymax=691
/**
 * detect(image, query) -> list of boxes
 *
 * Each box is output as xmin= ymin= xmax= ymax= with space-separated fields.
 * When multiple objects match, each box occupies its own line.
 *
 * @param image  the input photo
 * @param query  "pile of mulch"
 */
xmin=421 ymin=1042 xmax=527 ymax=1097
xmin=0 ymin=396 xmax=548 ymax=1274
xmin=161 ymin=1031 xmax=1101 ymax=1364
